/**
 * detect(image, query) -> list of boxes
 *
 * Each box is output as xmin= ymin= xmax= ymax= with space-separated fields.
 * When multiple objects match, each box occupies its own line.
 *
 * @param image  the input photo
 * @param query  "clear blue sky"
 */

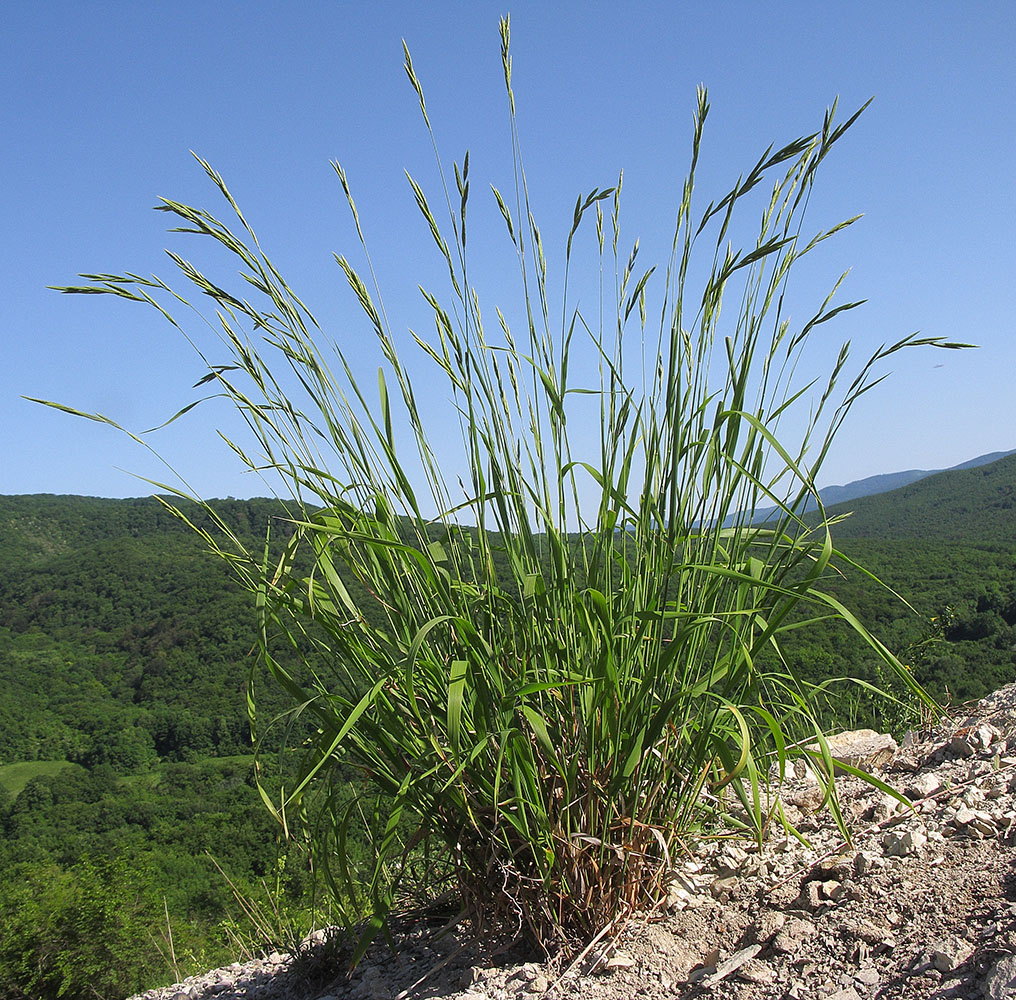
xmin=4 ymin=2 xmax=1014 ymax=500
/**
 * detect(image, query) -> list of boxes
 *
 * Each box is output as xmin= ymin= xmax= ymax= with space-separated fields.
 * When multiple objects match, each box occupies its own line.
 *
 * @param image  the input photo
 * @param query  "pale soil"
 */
xmin=135 ymin=684 xmax=1016 ymax=1000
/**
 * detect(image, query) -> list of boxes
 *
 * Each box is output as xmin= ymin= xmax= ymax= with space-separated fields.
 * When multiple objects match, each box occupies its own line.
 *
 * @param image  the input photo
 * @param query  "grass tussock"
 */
xmin=43 ymin=16 xmax=969 ymax=960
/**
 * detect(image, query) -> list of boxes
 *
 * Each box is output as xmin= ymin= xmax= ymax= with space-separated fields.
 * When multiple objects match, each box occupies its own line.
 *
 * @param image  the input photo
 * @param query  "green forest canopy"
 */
xmin=1 ymin=453 xmax=1014 ymax=995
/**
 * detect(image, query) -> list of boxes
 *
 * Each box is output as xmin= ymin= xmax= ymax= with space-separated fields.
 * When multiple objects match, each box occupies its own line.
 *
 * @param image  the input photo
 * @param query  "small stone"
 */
xmin=824 ymin=988 xmax=863 ymax=1000
xmin=737 ymin=958 xmax=776 ymax=985
xmin=666 ymin=885 xmax=690 ymax=909
xmin=702 ymin=945 xmax=761 ymax=987
xmin=985 ymin=952 xmax=1016 ymax=999
xmin=710 ymin=875 xmax=738 ymax=901
xmin=931 ymin=936 xmax=974 ymax=972
xmin=516 ymin=964 xmax=540 ymax=982
xmin=821 ymin=729 xmax=899 ymax=771
xmin=748 ymin=910 xmax=786 ymax=944
xmin=853 ymin=850 xmax=876 ymax=876
xmin=906 ymin=772 xmax=943 ymax=799
xmin=528 ymin=974 xmax=551 ymax=993
xmin=820 ymin=878 xmax=842 ymax=900
xmin=854 ymin=966 xmax=880 ymax=986
xmin=975 ymin=723 xmax=1002 ymax=750
xmin=301 ymin=927 xmax=329 ymax=948
xmin=804 ymin=880 xmax=824 ymax=909
xmin=850 ymin=919 xmax=890 ymax=945
xmin=961 ymin=785 xmax=986 ymax=807
xmin=605 ymin=950 xmax=635 ymax=970
xmin=881 ymin=827 xmax=926 ymax=856
xmin=954 ymin=805 xmax=977 ymax=825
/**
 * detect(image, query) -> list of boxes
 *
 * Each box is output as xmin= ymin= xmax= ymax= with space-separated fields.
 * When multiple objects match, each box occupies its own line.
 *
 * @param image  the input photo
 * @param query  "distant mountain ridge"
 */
xmin=816 ymin=449 xmax=1016 ymax=507
xmin=724 ymin=449 xmax=1016 ymax=528
xmin=821 ymin=449 xmax=1016 ymax=541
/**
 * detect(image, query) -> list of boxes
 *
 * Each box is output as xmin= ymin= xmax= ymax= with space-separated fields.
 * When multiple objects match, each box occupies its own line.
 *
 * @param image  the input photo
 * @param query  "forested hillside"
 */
xmin=739 ymin=448 xmax=1015 ymax=523
xmin=794 ymin=452 xmax=1016 ymax=709
xmin=0 ymin=457 xmax=1014 ymax=997
xmin=0 ymin=496 xmax=290 ymax=766
xmin=0 ymin=496 xmax=320 ymax=1000
xmin=824 ymin=451 xmax=1016 ymax=540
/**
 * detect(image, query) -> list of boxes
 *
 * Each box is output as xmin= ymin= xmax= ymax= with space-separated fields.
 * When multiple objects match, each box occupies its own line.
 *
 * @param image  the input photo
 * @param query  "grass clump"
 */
xmin=46 ymin=17 xmax=968 ymax=959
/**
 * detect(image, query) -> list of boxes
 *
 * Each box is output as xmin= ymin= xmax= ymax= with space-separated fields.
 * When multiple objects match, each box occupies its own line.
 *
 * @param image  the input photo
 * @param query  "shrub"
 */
xmin=0 ymin=855 xmax=162 ymax=1000
xmin=45 ymin=17 xmax=966 ymax=959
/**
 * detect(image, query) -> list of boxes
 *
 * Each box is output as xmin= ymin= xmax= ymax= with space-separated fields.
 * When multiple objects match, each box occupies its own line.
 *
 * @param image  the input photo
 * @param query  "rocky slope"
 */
xmin=134 ymin=685 xmax=1016 ymax=1000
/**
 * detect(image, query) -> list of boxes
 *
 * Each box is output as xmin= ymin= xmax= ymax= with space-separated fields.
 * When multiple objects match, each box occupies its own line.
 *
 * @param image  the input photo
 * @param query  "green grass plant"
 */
xmin=44 ymin=17 xmax=969 ymax=958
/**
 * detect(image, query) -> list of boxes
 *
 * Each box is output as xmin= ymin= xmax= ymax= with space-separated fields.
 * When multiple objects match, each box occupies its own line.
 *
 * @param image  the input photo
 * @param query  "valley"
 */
xmin=1 ymin=453 xmax=1014 ymax=997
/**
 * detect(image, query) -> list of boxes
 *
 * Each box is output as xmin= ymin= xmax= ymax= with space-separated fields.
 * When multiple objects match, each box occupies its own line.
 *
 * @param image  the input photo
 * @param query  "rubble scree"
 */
xmin=132 ymin=683 xmax=1016 ymax=1000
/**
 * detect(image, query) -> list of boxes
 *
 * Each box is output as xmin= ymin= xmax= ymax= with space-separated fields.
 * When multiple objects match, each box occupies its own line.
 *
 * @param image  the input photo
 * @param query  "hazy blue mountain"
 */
xmin=817 ymin=449 xmax=1016 ymax=507
xmin=735 ymin=449 xmax=1016 ymax=525
xmin=821 ymin=449 xmax=1016 ymax=541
